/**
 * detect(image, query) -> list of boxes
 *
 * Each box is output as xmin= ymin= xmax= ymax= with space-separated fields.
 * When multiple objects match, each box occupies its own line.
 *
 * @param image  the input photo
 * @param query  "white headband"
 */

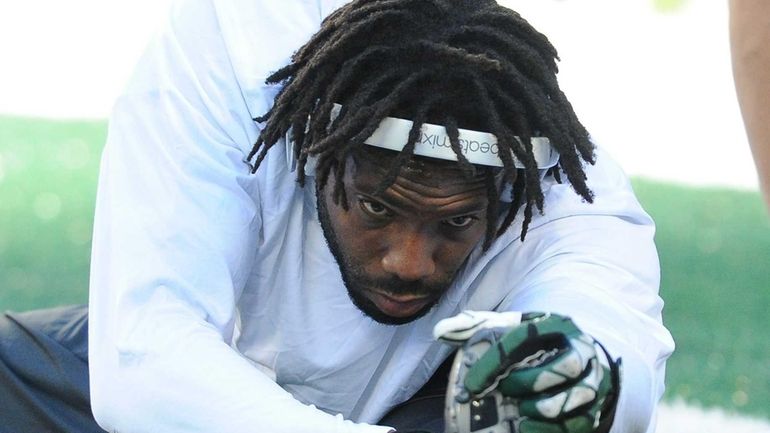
xmin=331 ymin=104 xmax=558 ymax=169
xmin=285 ymin=104 xmax=559 ymax=173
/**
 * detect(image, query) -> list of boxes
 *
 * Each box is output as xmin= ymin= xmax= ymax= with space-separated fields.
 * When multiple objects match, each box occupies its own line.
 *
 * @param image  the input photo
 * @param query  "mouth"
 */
xmin=364 ymin=289 xmax=434 ymax=319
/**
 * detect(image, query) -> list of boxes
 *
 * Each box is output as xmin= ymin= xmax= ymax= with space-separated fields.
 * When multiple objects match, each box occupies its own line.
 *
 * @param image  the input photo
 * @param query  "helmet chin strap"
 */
xmin=285 ymin=103 xmax=559 ymax=177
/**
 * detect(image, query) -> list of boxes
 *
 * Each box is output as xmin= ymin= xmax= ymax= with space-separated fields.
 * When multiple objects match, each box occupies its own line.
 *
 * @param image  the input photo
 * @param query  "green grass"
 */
xmin=633 ymin=179 xmax=770 ymax=418
xmin=0 ymin=116 xmax=104 ymax=310
xmin=1 ymin=116 xmax=768 ymax=418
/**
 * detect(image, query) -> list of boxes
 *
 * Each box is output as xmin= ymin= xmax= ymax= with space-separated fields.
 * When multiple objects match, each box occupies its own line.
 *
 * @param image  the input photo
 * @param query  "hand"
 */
xmin=435 ymin=311 xmax=620 ymax=433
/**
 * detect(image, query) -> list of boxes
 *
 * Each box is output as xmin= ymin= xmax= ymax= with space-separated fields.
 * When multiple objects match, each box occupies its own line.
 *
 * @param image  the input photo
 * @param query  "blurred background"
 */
xmin=0 ymin=0 xmax=768 ymax=431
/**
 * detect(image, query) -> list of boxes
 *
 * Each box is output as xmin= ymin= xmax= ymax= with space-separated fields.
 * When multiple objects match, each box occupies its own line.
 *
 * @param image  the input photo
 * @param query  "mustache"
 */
xmin=350 ymin=271 xmax=451 ymax=297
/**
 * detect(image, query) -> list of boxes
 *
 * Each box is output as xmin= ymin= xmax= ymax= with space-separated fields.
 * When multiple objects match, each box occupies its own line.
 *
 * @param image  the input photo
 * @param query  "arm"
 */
xmin=491 ymin=150 xmax=674 ymax=432
xmin=88 ymin=0 xmax=389 ymax=431
xmin=502 ymin=216 xmax=672 ymax=433
xmin=730 ymin=0 xmax=770 ymax=209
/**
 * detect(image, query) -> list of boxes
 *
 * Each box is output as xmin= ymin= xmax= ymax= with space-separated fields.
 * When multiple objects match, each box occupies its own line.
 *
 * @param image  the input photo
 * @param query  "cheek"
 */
xmin=436 ymin=225 xmax=487 ymax=270
xmin=344 ymin=223 xmax=388 ymax=267
xmin=438 ymin=240 xmax=478 ymax=270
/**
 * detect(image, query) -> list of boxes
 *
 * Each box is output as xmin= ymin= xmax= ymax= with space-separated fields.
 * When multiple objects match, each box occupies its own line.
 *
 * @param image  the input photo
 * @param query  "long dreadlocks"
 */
xmin=247 ymin=0 xmax=595 ymax=248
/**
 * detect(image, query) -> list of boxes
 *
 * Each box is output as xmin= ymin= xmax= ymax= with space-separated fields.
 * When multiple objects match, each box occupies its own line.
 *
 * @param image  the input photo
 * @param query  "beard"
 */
xmin=316 ymin=188 xmax=455 ymax=326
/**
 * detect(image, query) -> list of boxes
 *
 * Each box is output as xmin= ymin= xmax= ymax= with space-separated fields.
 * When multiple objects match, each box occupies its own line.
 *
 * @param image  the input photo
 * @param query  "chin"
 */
xmin=347 ymin=289 xmax=438 ymax=326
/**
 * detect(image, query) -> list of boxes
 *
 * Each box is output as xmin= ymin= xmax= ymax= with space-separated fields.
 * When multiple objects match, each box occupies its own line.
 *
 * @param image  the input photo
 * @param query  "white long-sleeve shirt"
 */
xmin=87 ymin=0 xmax=675 ymax=432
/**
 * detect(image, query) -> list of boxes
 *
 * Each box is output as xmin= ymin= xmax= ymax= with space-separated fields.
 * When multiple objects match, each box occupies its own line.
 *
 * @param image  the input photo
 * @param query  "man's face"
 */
xmin=317 ymin=149 xmax=492 ymax=325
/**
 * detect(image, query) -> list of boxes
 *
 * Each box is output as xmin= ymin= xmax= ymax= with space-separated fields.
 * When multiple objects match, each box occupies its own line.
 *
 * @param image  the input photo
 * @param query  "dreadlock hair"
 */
xmin=247 ymin=0 xmax=595 ymax=248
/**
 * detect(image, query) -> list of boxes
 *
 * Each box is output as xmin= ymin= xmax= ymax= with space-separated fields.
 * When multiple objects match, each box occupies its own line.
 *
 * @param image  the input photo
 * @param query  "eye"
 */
xmin=359 ymin=199 xmax=393 ymax=218
xmin=443 ymin=215 xmax=478 ymax=228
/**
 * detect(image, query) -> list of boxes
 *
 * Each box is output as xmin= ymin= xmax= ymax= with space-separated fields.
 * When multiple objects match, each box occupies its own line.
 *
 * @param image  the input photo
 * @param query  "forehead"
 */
xmin=349 ymin=146 xmax=489 ymax=190
xmin=343 ymin=147 xmax=493 ymax=218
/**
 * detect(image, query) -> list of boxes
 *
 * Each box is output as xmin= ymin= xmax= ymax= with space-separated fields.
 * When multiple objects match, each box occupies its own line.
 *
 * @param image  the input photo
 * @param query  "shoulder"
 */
xmin=531 ymin=146 xmax=653 ymax=231
xmin=475 ymin=146 xmax=655 ymax=282
xmin=164 ymin=0 xmax=351 ymax=117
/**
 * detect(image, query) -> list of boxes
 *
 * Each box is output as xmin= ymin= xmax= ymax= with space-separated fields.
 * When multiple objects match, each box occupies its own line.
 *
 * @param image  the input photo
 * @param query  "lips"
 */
xmin=365 ymin=289 xmax=433 ymax=319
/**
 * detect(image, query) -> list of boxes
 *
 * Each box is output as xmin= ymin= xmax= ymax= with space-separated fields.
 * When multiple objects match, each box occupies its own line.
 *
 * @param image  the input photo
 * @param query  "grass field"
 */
xmin=1 ymin=115 xmax=769 ymax=419
xmin=633 ymin=180 xmax=770 ymax=418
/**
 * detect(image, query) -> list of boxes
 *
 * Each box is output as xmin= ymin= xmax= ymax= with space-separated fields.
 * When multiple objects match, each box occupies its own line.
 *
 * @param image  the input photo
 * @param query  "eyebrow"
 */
xmin=353 ymin=177 xmax=488 ymax=217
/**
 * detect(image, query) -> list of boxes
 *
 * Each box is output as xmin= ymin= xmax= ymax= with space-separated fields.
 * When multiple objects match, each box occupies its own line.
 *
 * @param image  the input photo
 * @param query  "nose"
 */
xmin=381 ymin=229 xmax=437 ymax=281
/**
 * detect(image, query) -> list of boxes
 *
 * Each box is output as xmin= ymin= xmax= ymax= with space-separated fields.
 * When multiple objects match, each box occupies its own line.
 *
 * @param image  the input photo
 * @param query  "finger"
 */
xmin=517 ymin=418 xmax=567 ymax=433
xmin=497 ymin=334 xmax=598 ymax=397
xmin=517 ymin=415 xmax=595 ymax=433
xmin=516 ymin=359 xmax=611 ymax=422
xmin=464 ymin=315 xmax=581 ymax=395
xmin=433 ymin=310 xmax=523 ymax=344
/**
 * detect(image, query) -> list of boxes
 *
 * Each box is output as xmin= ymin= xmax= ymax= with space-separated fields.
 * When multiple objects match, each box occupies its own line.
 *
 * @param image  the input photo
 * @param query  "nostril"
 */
xmin=381 ymin=246 xmax=436 ymax=282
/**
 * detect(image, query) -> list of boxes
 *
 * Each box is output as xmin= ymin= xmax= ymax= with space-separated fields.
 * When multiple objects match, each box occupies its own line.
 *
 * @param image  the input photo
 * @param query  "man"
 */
xmin=0 ymin=0 xmax=673 ymax=432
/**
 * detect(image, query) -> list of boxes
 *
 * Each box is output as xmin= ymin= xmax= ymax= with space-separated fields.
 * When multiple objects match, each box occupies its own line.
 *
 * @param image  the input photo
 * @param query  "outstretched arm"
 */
xmin=730 ymin=0 xmax=770 ymax=209
xmin=453 ymin=149 xmax=675 ymax=433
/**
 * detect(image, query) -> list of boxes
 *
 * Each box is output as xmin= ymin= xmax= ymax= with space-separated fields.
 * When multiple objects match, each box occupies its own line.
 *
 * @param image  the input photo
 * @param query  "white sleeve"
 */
xmin=87 ymin=0 xmax=390 ymax=432
xmin=498 ymin=157 xmax=675 ymax=433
